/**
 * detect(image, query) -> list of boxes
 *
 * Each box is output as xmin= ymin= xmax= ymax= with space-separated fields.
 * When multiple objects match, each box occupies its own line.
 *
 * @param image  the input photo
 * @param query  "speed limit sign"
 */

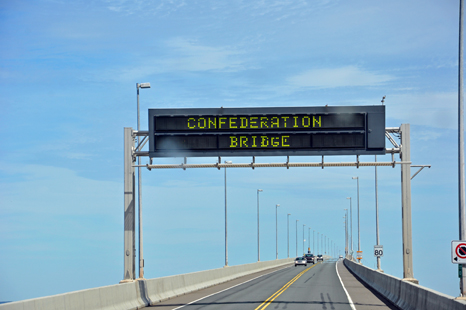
xmin=374 ymin=245 xmax=384 ymax=257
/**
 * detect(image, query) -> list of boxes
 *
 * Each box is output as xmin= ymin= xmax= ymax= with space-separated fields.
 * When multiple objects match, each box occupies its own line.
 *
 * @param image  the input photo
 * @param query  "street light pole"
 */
xmin=303 ymin=224 xmax=306 ymax=255
xmin=224 ymin=160 xmax=232 ymax=267
xmin=276 ymin=204 xmax=280 ymax=259
xmin=459 ymin=0 xmax=466 ymax=296
xmin=344 ymin=209 xmax=348 ymax=257
xmin=325 ymin=236 xmax=327 ymax=255
xmin=136 ymin=82 xmax=150 ymax=279
xmin=321 ymin=234 xmax=323 ymax=256
xmin=352 ymin=177 xmax=361 ymax=262
xmin=287 ymin=214 xmax=291 ymax=258
xmin=346 ymin=197 xmax=353 ymax=258
xmin=308 ymin=227 xmax=311 ymax=253
xmin=257 ymin=189 xmax=263 ymax=262
xmin=313 ymin=230 xmax=315 ymax=254
xmin=296 ymin=220 xmax=299 ymax=256
xmin=317 ymin=232 xmax=319 ymax=255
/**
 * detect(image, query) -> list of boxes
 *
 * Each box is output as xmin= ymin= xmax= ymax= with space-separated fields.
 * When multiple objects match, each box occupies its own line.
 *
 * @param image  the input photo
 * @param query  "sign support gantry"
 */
xmin=121 ymin=124 xmax=418 ymax=284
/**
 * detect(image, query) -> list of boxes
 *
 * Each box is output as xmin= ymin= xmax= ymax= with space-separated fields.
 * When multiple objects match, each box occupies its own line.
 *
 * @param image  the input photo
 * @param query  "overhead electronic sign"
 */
xmin=148 ymin=106 xmax=385 ymax=158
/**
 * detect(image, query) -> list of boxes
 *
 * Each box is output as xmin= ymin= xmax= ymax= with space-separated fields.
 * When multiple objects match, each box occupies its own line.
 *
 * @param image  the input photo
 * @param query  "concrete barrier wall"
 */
xmin=145 ymin=258 xmax=293 ymax=304
xmin=0 ymin=258 xmax=293 ymax=310
xmin=344 ymin=259 xmax=466 ymax=310
xmin=0 ymin=281 xmax=147 ymax=310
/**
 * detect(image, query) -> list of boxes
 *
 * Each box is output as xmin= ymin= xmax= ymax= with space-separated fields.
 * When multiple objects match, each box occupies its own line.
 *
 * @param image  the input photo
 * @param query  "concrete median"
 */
xmin=344 ymin=259 xmax=466 ymax=310
xmin=0 ymin=258 xmax=293 ymax=310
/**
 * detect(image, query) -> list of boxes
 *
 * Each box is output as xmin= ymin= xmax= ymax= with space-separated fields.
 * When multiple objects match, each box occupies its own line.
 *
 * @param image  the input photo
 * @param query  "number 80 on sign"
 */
xmin=374 ymin=245 xmax=383 ymax=257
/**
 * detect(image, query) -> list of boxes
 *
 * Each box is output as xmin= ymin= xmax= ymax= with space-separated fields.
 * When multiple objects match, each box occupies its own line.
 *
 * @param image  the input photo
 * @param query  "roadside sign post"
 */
xmin=452 ymin=241 xmax=466 ymax=263
xmin=374 ymin=245 xmax=384 ymax=258
xmin=357 ymin=250 xmax=363 ymax=263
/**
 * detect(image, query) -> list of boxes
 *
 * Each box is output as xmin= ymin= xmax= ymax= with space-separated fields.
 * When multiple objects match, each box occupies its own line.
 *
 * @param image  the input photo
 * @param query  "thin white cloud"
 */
xmin=0 ymin=163 xmax=120 ymax=215
xmin=163 ymin=37 xmax=246 ymax=72
xmin=103 ymin=0 xmax=187 ymax=15
xmin=83 ymin=38 xmax=246 ymax=83
xmin=239 ymin=0 xmax=334 ymax=20
xmin=287 ymin=66 xmax=395 ymax=89
xmin=386 ymin=92 xmax=457 ymax=130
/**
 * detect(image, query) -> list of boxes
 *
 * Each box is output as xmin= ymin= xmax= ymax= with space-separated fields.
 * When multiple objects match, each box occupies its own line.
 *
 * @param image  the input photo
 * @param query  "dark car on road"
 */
xmin=316 ymin=254 xmax=324 ymax=261
xmin=304 ymin=253 xmax=315 ymax=264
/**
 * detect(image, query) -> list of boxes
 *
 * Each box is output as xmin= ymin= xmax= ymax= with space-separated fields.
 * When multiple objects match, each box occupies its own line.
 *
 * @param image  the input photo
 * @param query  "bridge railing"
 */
xmin=344 ymin=259 xmax=466 ymax=310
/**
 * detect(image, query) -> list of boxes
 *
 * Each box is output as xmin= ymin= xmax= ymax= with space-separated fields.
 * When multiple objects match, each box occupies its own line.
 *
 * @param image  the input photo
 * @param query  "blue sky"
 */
xmin=0 ymin=0 xmax=462 ymax=302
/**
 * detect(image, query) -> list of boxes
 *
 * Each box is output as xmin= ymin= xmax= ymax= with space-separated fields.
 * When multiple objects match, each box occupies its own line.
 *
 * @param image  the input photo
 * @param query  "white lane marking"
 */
xmin=171 ymin=265 xmax=292 ymax=310
xmin=335 ymin=260 xmax=357 ymax=310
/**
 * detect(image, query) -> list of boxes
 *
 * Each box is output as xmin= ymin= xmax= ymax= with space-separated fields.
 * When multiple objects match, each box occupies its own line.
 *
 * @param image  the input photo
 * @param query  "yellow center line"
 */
xmin=254 ymin=262 xmax=321 ymax=310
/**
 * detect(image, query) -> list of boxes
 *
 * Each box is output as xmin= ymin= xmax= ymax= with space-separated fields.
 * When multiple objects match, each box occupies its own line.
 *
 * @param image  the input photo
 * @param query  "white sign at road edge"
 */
xmin=374 ymin=245 xmax=383 ymax=257
xmin=452 ymin=240 xmax=466 ymax=264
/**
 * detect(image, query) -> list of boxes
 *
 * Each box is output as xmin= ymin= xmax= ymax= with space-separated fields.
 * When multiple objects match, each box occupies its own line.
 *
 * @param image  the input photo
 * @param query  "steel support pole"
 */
xmin=287 ymin=214 xmax=290 ymax=258
xmin=357 ymin=178 xmax=360 ymax=260
xmin=122 ymin=128 xmax=136 ymax=282
xmin=375 ymin=155 xmax=382 ymax=272
xmin=257 ymin=190 xmax=262 ymax=262
xmin=224 ymin=166 xmax=228 ymax=267
xmin=459 ymin=0 xmax=466 ymax=297
xmin=350 ymin=199 xmax=353 ymax=257
xmin=276 ymin=204 xmax=279 ymax=259
xmin=400 ymin=124 xmax=418 ymax=283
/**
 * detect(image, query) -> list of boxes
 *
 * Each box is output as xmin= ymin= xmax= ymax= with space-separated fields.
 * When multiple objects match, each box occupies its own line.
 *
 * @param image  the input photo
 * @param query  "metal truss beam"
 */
xmin=139 ymin=160 xmax=410 ymax=170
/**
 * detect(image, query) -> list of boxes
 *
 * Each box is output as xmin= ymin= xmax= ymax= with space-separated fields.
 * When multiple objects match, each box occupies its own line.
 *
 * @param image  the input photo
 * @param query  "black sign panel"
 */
xmin=148 ymin=106 xmax=385 ymax=157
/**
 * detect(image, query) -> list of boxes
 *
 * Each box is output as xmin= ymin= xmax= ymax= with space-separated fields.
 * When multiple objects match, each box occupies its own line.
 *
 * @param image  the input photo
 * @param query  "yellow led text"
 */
xmin=186 ymin=115 xmax=322 ymax=130
xmin=229 ymin=135 xmax=290 ymax=148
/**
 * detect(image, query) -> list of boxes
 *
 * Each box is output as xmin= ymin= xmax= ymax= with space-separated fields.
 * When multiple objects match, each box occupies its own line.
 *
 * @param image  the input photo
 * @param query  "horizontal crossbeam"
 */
xmin=138 ymin=161 xmax=411 ymax=169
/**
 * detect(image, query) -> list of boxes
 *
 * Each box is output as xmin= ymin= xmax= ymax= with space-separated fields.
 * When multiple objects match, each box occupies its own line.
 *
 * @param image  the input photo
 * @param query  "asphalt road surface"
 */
xmin=150 ymin=259 xmax=396 ymax=310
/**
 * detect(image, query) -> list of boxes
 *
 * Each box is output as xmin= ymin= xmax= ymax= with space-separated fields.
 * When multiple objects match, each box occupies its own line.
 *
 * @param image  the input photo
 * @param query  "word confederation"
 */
xmin=186 ymin=115 xmax=322 ymax=130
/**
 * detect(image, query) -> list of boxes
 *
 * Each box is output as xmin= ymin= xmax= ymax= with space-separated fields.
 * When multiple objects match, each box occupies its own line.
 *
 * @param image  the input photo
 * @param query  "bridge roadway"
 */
xmin=149 ymin=259 xmax=397 ymax=310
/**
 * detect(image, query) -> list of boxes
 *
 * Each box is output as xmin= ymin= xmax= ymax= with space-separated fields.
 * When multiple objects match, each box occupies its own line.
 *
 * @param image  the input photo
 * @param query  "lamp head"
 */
xmin=257 ymin=189 xmax=263 ymax=192
xmin=352 ymin=177 xmax=358 ymax=180
xmin=276 ymin=204 xmax=280 ymax=207
xmin=138 ymin=82 xmax=151 ymax=89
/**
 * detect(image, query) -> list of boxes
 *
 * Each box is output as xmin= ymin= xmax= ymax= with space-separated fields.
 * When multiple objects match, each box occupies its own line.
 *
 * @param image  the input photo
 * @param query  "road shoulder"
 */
xmin=337 ymin=259 xmax=398 ymax=310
